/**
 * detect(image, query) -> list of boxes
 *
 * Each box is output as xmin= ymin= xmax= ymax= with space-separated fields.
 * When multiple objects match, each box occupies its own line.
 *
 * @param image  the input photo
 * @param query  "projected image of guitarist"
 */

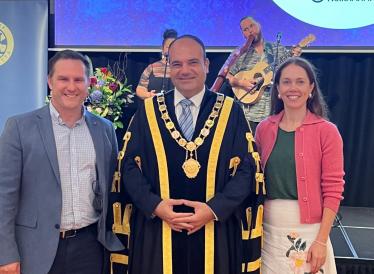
xmin=225 ymin=16 xmax=306 ymax=133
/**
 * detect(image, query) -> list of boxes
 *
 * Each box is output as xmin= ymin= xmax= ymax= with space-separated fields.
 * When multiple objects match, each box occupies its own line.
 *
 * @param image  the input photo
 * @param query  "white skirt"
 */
xmin=262 ymin=199 xmax=337 ymax=274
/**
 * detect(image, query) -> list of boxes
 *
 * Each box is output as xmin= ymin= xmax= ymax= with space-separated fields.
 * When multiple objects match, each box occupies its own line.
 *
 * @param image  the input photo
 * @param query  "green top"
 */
xmin=265 ymin=128 xmax=298 ymax=200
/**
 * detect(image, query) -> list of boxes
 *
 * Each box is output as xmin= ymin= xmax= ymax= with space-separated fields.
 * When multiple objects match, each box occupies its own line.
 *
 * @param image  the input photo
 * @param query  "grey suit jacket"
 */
xmin=0 ymin=105 xmax=123 ymax=274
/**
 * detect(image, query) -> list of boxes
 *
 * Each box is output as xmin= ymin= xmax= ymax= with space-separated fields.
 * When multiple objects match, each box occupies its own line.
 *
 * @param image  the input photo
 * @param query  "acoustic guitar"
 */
xmin=232 ymin=34 xmax=316 ymax=105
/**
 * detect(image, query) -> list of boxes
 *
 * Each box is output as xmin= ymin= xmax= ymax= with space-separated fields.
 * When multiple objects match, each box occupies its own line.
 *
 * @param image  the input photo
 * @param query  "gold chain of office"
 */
xmin=156 ymin=94 xmax=225 ymax=179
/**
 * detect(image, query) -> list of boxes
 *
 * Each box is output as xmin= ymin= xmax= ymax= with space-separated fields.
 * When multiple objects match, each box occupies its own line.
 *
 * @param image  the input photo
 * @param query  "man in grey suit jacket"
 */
xmin=0 ymin=50 xmax=122 ymax=274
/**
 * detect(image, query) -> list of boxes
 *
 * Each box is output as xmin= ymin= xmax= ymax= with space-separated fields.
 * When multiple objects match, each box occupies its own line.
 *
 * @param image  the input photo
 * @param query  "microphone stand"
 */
xmin=271 ymin=32 xmax=282 ymax=84
xmin=334 ymin=214 xmax=359 ymax=258
xmin=160 ymin=55 xmax=168 ymax=93
xmin=236 ymin=80 xmax=263 ymax=135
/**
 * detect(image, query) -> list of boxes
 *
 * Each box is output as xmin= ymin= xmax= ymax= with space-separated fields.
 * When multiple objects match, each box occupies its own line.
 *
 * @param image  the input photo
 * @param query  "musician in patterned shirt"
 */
xmin=226 ymin=16 xmax=301 ymax=133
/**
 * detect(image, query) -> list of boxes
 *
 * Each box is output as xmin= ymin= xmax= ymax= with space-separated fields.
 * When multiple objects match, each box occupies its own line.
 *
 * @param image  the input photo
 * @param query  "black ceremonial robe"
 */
xmin=122 ymin=89 xmax=256 ymax=274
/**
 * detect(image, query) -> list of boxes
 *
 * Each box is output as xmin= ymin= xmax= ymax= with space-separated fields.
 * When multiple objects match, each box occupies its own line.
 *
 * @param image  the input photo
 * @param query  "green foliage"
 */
xmin=87 ymin=67 xmax=134 ymax=129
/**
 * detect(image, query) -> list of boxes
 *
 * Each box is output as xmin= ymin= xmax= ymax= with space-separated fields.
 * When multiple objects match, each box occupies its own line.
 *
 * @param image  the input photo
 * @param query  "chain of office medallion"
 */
xmin=156 ymin=94 xmax=225 ymax=152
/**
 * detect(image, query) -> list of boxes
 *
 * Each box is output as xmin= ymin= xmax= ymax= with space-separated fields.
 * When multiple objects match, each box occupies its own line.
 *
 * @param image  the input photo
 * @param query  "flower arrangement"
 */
xmin=46 ymin=55 xmax=134 ymax=129
xmin=87 ymin=60 xmax=134 ymax=129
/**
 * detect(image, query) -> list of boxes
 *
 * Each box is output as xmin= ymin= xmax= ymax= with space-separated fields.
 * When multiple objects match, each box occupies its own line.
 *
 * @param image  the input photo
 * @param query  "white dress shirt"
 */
xmin=174 ymin=87 xmax=205 ymax=129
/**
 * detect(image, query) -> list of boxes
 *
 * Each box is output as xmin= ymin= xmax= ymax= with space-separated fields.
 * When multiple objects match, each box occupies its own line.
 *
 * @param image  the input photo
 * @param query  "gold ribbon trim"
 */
xmin=145 ymin=98 xmax=172 ymax=274
xmin=247 ymin=258 xmax=261 ymax=272
xmin=242 ymin=258 xmax=261 ymax=272
xmin=110 ymin=253 xmax=129 ymax=274
xmin=229 ymin=156 xmax=241 ymax=177
xmin=111 ymin=131 xmax=132 ymax=193
xmin=241 ymin=207 xmax=252 ymax=240
xmin=145 ymin=95 xmax=233 ymax=274
xmin=205 ymin=96 xmax=233 ymax=274
xmin=250 ymin=205 xmax=263 ymax=239
xmin=243 ymin=131 xmax=265 ymax=272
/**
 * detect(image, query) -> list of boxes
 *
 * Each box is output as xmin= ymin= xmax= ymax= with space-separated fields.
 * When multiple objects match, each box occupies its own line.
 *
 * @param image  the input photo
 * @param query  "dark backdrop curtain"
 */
xmin=47 ymin=51 xmax=374 ymax=208
xmin=305 ymin=53 xmax=374 ymax=208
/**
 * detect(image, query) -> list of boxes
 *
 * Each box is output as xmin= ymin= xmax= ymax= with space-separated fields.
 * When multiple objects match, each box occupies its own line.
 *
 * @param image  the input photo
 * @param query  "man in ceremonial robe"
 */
xmin=120 ymin=35 xmax=261 ymax=274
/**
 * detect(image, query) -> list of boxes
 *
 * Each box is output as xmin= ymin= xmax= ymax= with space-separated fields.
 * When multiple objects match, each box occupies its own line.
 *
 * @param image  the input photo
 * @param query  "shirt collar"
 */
xmin=49 ymin=102 xmax=86 ymax=126
xmin=174 ymin=87 xmax=205 ymax=108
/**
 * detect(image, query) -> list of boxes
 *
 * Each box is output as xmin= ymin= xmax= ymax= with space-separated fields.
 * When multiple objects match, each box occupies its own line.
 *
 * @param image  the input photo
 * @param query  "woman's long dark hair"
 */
xmin=270 ymin=57 xmax=329 ymax=119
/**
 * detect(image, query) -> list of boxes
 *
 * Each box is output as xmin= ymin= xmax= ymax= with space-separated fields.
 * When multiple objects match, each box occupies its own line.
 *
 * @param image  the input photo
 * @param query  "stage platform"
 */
xmin=331 ymin=206 xmax=374 ymax=273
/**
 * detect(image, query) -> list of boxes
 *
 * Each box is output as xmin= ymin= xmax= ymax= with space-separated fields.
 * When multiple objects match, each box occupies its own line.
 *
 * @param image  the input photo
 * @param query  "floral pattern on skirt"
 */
xmin=286 ymin=232 xmax=324 ymax=274
xmin=261 ymin=199 xmax=336 ymax=274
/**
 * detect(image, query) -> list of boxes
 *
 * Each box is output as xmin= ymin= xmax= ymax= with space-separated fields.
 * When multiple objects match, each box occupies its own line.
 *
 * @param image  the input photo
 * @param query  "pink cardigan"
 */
xmin=255 ymin=111 xmax=345 ymax=224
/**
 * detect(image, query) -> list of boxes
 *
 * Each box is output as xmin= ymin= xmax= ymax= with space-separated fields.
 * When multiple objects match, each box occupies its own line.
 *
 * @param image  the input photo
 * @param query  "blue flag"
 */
xmin=0 ymin=0 xmax=48 ymax=131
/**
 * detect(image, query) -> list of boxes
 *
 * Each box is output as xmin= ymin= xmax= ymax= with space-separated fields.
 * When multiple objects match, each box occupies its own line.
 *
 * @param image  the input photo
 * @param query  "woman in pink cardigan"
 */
xmin=255 ymin=57 xmax=344 ymax=274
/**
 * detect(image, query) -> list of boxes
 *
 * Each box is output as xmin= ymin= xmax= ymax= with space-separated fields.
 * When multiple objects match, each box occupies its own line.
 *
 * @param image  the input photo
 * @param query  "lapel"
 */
xmin=36 ymin=105 xmax=61 ymax=184
xmin=85 ymin=111 xmax=105 ymax=181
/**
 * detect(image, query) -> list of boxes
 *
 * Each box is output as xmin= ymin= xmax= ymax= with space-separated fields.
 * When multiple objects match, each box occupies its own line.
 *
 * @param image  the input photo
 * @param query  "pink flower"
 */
xmin=100 ymin=67 xmax=108 ymax=74
xmin=90 ymin=76 xmax=97 ymax=86
xmin=289 ymin=232 xmax=299 ymax=239
xmin=288 ymin=251 xmax=310 ymax=274
xmin=109 ymin=82 xmax=118 ymax=92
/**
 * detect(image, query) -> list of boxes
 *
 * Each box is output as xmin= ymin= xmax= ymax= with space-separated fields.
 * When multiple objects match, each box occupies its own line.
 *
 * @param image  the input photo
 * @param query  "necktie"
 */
xmin=178 ymin=99 xmax=194 ymax=141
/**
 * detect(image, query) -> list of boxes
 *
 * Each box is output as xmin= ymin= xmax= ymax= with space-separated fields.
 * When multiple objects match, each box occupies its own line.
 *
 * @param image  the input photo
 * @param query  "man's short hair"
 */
xmin=48 ymin=50 xmax=90 ymax=78
xmin=239 ymin=16 xmax=257 ymax=25
xmin=168 ymin=34 xmax=207 ymax=59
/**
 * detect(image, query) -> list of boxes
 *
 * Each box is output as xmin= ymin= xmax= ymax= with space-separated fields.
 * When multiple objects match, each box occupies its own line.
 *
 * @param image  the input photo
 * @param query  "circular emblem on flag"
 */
xmin=0 ymin=22 xmax=14 ymax=66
